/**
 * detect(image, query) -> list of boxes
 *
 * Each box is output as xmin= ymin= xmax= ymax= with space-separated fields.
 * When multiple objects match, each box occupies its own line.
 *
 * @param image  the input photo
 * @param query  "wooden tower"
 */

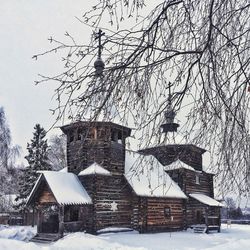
xmin=60 ymin=121 xmax=133 ymax=232
xmin=60 ymin=121 xmax=131 ymax=175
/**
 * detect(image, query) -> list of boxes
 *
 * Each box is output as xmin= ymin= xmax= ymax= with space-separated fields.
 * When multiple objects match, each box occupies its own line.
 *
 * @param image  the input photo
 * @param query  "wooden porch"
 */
xmin=26 ymin=171 xmax=92 ymax=242
xmin=192 ymin=214 xmax=221 ymax=233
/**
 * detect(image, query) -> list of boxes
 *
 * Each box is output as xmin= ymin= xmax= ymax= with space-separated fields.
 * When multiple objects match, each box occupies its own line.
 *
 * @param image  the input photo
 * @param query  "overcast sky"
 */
xmin=0 ymin=1 xmax=94 ymax=159
xmin=0 ymin=1 xmax=213 ymax=168
xmin=1 ymin=1 xmax=246 ymax=205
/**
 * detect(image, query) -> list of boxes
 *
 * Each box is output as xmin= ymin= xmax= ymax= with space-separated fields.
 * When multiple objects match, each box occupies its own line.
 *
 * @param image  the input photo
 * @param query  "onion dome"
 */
xmin=94 ymin=57 xmax=105 ymax=76
xmin=161 ymin=83 xmax=179 ymax=133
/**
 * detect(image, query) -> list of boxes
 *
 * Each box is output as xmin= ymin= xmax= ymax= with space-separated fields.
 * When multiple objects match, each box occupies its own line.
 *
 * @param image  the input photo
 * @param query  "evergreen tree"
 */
xmin=15 ymin=124 xmax=51 ymax=210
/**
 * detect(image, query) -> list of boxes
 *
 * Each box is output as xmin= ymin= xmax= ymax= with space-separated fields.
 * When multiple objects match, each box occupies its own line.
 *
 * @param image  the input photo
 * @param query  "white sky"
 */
xmin=0 ymin=0 xmax=159 ymax=160
xmin=0 ymin=0 xmax=212 ymax=169
xmin=0 ymin=1 xmax=246 ymax=205
xmin=0 ymin=1 xmax=93 ymax=159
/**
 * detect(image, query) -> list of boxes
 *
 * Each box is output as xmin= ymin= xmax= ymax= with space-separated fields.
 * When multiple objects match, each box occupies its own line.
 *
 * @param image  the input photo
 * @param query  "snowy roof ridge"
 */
xmin=125 ymin=150 xmax=187 ymax=199
xmin=164 ymin=159 xmax=196 ymax=171
xmin=59 ymin=166 xmax=68 ymax=172
xmin=189 ymin=193 xmax=225 ymax=207
xmin=27 ymin=171 xmax=92 ymax=206
xmin=78 ymin=162 xmax=112 ymax=176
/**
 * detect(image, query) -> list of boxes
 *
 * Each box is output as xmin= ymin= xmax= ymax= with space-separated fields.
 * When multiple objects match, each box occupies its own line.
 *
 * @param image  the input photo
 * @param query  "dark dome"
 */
xmin=94 ymin=58 xmax=105 ymax=69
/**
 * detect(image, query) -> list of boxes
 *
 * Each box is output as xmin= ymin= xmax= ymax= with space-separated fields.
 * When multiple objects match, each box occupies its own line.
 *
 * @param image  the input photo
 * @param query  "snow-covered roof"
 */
xmin=78 ymin=162 xmax=112 ymax=176
xmin=189 ymin=193 xmax=225 ymax=207
xmin=59 ymin=167 xmax=68 ymax=172
xmin=125 ymin=151 xmax=187 ymax=199
xmin=164 ymin=159 xmax=196 ymax=171
xmin=27 ymin=171 xmax=92 ymax=205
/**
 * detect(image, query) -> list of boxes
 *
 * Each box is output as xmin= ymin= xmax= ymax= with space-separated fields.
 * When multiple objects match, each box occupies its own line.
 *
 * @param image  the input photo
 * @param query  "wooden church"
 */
xmin=26 ymin=106 xmax=223 ymax=242
xmin=26 ymin=33 xmax=223 ymax=242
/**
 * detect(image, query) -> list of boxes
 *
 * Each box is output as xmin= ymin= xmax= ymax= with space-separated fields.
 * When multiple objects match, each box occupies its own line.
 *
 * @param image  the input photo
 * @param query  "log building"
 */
xmin=27 ymin=100 xmax=223 ymax=242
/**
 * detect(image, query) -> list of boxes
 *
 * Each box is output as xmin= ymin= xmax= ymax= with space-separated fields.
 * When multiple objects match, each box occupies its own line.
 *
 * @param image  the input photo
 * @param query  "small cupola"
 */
xmin=161 ymin=82 xmax=179 ymax=133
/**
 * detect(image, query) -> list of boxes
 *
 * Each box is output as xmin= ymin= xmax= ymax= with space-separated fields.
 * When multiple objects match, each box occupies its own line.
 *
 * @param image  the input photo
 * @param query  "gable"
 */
xmin=125 ymin=150 xmax=187 ymax=199
xmin=38 ymin=182 xmax=57 ymax=204
xmin=138 ymin=144 xmax=205 ymax=171
xmin=27 ymin=171 xmax=92 ymax=206
xmin=26 ymin=175 xmax=58 ymax=205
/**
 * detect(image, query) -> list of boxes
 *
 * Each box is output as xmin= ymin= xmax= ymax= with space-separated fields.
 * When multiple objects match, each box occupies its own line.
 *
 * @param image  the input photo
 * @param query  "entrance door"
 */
xmin=41 ymin=214 xmax=59 ymax=233
xmin=196 ymin=210 xmax=202 ymax=224
xmin=41 ymin=206 xmax=59 ymax=234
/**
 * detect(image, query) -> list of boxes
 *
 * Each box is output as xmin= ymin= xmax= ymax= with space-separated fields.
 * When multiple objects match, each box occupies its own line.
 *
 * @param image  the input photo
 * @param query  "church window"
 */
xmin=88 ymin=127 xmax=97 ymax=139
xmin=65 ymin=206 xmax=79 ymax=222
xmin=111 ymin=130 xmax=118 ymax=142
xmin=195 ymin=174 xmax=200 ymax=184
xmin=111 ymin=129 xmax=123 ymax=144
xmin=164 ymin=207 xmax=171 ymax=218
xmin=70 ymin=207 xmax=79 ymax=221
xmin=117 ymin=131 xmax=123 ymax=144
xmin=77 ymin=130 xmax=82 ymax=140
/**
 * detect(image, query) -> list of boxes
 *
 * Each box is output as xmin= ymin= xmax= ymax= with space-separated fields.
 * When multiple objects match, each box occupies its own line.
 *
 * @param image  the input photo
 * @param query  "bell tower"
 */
xmin=60 ymin=29 xmax=132 ymax=175
xmin=60 ymin=121 xmax=131 ymax=175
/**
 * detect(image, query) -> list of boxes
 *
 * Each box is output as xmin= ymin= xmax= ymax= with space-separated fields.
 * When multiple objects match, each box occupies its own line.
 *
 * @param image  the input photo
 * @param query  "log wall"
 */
xmin=80 ymin=175 xmax=133 ymax=232
xmin=183 ymin=170 xmax=214 ymax=196
xmin=38 ymin=185 xmax=57 ymax=204
xmin=167 ymin=169 xmax=214 ymax=197
xmin=146 ymin=198 xmax=184 ymax=232
xmin=131 ymin=197 xmax=184 ymax=233
xmin=62 ymin=122 xmax=130 ymax=175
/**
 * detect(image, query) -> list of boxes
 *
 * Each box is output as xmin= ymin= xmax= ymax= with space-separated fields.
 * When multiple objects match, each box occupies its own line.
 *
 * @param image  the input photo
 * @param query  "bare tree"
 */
xmin=33 ymin=0 xmax=250 ymax=196
xmin=0 ymin=107 xmax=20 ymax=195
xmin=47 ymin=134 xmax=67 ymax=171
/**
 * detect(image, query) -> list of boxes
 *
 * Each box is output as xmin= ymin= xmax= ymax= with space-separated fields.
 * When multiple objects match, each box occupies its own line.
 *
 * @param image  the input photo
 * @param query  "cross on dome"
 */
xmin=161 ymin=82 xmax=180 ymax=133
xmin=94 ymin=29 xmax=105 ymax=76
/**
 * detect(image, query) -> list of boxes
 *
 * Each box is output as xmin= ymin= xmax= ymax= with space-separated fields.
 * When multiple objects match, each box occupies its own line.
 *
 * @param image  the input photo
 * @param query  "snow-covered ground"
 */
xmin=1 ymin=224 xmax=250 ymax=250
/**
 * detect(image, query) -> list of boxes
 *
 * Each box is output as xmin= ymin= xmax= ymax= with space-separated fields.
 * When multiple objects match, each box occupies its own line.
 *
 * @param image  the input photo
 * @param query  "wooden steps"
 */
xmin=193 ymin=224 xmax=207 ymax=233
xmin=208 ymin=225 xmax=220 ymax=232
xmin=30 ymin=233 xmax=62 ymax=243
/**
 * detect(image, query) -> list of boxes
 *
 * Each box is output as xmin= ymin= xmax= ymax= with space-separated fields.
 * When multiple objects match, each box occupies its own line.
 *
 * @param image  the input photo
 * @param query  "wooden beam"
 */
xmin=205 ymin=207 xmax=208 ymax=233
xmin=37 ymin=208 xmax=41 ymax=233
xmin=32 ymin=205 xmax=35 ymax=227
xmin=58 ymin=205 xmax=64 ymax=237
